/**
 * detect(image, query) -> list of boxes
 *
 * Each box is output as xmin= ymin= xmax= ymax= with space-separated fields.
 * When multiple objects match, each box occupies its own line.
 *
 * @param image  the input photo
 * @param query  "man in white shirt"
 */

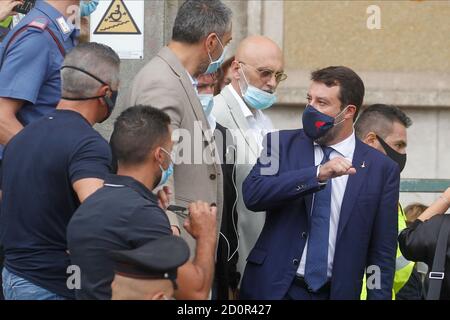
xmin=212 ymin=35 xmax=287 ymax=281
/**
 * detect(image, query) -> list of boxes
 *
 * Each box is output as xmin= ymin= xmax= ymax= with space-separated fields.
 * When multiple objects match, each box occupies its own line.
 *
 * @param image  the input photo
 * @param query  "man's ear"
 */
xmin=230 ymin=60 xmax=241 ymax=80
xmin=94 ymin=85 xmax=110 ymax=103
xmin=153 ymin=147 xmax=163 ymax=164
xmin=205 ymin=33 xmax=217 ymax=53
xmin=346 ymin=104 xmax=357 ymax=120
xmin=364 ymin=132 xmax=378 ymax=147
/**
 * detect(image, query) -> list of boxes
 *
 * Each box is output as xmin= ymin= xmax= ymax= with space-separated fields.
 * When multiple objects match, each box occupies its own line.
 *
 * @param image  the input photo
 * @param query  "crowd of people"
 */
xmin=0 ymin=0 xmax=449 ymax=300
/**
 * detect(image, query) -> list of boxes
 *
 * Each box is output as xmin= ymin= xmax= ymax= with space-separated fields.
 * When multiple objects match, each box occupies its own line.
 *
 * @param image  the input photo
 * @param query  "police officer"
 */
xmin=109 ymin=236 xmax=190 ymax=300
xmin=0 ymin=1 xmax=80 ymax=300
xmin=0 ymin=0 xmax=80 ymax=159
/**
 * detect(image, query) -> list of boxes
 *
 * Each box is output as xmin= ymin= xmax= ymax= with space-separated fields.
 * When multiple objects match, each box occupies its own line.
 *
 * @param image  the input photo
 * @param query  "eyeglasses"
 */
xmin=239 ymin=61 xmax=288 ymax=83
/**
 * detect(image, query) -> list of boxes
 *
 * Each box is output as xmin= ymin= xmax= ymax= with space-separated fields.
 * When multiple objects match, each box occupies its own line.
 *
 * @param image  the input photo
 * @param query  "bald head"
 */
xmin=231 ymin=36 xmax=285 ymax=95
xmin=235 ymin=35 xmax=283 ymax=67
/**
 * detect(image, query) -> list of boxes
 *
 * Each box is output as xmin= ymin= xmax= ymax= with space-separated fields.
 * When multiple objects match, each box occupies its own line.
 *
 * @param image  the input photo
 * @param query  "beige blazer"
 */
xmin=212 ymin=85 xmax=266 ymax=279
xmin=128 ymin=47 xmax=224 ymax=257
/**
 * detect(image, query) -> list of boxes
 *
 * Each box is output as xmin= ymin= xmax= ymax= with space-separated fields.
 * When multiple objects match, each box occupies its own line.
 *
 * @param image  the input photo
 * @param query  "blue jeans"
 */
xmin=2 ymin=267 xmax=66 ymax=300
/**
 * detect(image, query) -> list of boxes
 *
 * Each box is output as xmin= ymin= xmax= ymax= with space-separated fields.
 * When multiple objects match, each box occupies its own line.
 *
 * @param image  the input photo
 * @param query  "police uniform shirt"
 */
xmin=0 ymin=110 xmax=112 ymax=299
xmin=67 ymin=174 xmax=172 ymax=300
xmin=0 ymin=0 xmax=78 ymax=158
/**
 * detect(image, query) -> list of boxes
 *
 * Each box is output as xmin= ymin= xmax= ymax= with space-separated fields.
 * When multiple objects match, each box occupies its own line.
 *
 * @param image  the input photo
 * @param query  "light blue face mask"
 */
xmin=239 ymin=66 xmax=277 ymax=110
xmin=157 ymin=148 xmax=174 ymax=188
xmin=198 ymin=94 xmax=214 ymax=117
xmin=80 ymin=0 xmax=99 ymax=17
xmin=205 ymin=35 xmax=227 ymax=75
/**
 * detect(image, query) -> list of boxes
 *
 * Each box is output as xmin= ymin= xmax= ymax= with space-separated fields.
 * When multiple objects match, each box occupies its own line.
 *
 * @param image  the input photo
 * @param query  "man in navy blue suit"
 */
xmin=240 ymin=66 xmax=400 ymax=300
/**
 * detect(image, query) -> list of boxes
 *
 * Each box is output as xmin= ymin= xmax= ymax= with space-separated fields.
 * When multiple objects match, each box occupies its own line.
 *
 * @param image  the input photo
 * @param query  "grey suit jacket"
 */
xmin=128 ymin=47 xmax=224 ymax=257
xmin=212 ymin=85 xmax=266 ymax=279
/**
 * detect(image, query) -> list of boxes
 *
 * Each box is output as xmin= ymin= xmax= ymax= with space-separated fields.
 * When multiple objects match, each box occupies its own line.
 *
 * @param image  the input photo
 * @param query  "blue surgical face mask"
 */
xmin=80 ymin=0 xmax=99 ymax=17
xmin=198 ymin=93 xmax=214 ymax=117
xmin=157 ymin=148 xmax=174 ymax=188
xmin=239 ymin=66 xmax=277 ymax=110
xmin=302 ymin=104 xmax=348 ymax=140
xmin=205 ymin=35 xmax=227 ymax=75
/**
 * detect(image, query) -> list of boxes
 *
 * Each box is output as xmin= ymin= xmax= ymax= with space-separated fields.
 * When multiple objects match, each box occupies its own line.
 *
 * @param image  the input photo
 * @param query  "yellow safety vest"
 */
xmin=0 ymin=16 xmax=13 ymax=29
xmin=360 ymin=204 xmax=414 ymax=300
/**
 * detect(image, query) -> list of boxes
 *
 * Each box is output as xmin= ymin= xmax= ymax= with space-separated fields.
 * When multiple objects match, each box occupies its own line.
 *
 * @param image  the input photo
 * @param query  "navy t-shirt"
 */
xmin=0 ymin=110 xmax=112 ymax=299
xmin=67 ymin=174 xmax=172 ymax=300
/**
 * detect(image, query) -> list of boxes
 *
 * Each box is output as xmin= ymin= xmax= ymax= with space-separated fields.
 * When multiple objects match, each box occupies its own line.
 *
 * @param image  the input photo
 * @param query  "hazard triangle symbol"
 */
xmin=94 ymin=0 xmax=141 ymax=35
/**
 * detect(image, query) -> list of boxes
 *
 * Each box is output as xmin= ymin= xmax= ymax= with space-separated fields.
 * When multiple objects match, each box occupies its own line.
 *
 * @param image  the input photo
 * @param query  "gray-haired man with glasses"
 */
xmin=212 ymin=35 xmax=287 ymax=284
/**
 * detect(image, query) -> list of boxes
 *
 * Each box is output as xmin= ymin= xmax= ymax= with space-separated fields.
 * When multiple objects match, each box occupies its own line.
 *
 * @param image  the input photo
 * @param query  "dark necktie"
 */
xmin=304 ymin=146 xmax=334 ymax=292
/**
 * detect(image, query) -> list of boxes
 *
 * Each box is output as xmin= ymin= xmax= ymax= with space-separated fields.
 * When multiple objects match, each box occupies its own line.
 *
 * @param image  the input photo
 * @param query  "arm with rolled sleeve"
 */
xmin=366 ymin=163 xmax=400 ymax=300
xmin=243 ymin=132 xmax=324 ymax=212
xmin=0 ymin=31 xmax=51 ymax=144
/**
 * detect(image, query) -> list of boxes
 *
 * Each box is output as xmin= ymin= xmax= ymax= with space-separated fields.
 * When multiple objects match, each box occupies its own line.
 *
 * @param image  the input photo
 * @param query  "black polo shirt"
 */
xmin=0 ymin=109 xmax=112 ymax=299
xmin=66 ymin=174 xmax=172 ymax=300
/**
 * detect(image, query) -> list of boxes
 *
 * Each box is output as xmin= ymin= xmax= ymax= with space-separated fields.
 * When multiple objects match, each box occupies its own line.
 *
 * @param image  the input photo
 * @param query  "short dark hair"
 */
xmin=311 ymin=66 xmax=365 ymax=120
xmin=110 ymin=106 xmax=171 ymax=165
xmin=172 ymin=0 xmax=232 ymax=44
xmin=355 ymin=104 xmax=412 ymax=140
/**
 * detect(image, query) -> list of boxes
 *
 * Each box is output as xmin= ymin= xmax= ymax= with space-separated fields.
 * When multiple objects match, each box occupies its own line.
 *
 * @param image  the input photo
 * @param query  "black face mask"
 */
xmin=376 ymin=135 xmax=407 ymax=172
xmin=60 ymin=66 xmax=118 ymax=123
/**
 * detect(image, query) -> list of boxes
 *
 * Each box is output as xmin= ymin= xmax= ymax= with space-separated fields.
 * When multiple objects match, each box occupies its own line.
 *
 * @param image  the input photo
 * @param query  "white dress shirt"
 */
xmin=228 ymin=85 xmax=274 ymax=149
xmin=297 ymin=132 xmax=356 ymax=278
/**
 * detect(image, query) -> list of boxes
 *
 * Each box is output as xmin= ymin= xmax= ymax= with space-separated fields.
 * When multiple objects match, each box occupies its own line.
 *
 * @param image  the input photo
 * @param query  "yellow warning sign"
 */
xmin=94 ymin=0 xmax=141 ymax=35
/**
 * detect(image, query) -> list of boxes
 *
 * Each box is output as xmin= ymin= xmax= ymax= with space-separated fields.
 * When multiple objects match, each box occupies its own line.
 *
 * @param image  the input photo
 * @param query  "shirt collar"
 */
xmin=53 ymin=109 xmax=91 ymax=126
xmin=186 ymin=70 xmax=198 ymax=91
xmin=35 ymin=0 xmax=76 ymax=41
xmin=227 ymin=84 xmax=254 ymax=118
xmin=104 ymin=174 xmax=158 ymax=203
xmin=315 ymin=131 xmax=356 ymax=159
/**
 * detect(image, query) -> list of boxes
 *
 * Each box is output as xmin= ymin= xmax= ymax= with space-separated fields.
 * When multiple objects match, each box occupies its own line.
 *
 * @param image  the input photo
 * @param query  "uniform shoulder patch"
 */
xmin=27 ymin=17 xmax=49 ymax=32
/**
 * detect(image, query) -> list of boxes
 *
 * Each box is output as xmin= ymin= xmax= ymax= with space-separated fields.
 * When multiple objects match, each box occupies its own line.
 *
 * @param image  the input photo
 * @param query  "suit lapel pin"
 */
xmin=361 ymin=161 xmax=366 ymax=168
